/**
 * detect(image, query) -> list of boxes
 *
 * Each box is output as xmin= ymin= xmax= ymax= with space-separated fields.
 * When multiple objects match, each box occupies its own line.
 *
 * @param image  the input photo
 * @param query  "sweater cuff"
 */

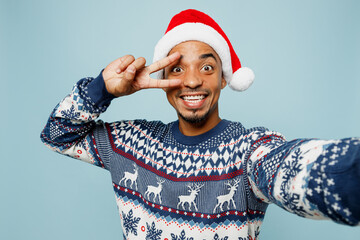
xmin=86 ymin=70 xmax=116 ymax=108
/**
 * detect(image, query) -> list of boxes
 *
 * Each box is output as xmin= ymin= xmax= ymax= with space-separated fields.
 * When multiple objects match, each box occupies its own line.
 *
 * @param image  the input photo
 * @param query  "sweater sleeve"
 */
xmin=40 ymin=71 xmax=115 ymax=170
xmin=246 ymin=130 xmax=360 ymax=226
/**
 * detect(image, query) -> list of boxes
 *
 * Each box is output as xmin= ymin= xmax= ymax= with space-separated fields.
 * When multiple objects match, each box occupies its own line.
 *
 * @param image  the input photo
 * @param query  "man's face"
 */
xmin=164 ymin=41 xmax=226 ymax=124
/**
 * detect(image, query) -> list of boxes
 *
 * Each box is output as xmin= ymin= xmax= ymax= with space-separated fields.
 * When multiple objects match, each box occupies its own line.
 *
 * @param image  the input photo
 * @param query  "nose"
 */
xmin=183 ymin=69 xmax=203 ymax=89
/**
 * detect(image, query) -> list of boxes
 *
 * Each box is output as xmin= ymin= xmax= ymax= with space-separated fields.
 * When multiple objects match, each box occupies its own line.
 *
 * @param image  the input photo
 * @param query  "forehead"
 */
xmin=169 ymin=41 xmax=221 ymax=61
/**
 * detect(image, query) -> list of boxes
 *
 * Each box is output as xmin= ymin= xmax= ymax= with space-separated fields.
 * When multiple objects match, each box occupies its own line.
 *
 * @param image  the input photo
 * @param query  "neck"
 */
xmin=177 ymin=109 xmax=221 ymax=136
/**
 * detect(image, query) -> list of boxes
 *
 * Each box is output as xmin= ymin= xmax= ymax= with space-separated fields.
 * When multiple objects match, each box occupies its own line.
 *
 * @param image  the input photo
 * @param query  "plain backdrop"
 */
xmin=1 ymin=0 xmax=359 ymax=239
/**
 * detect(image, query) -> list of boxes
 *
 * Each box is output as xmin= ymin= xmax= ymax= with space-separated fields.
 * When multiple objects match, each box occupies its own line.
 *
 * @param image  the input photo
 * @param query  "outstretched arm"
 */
xmin=246 ymin=130 xmax=360 ymax=226
xmin=40 ymin=53 xmax=182 ymax=169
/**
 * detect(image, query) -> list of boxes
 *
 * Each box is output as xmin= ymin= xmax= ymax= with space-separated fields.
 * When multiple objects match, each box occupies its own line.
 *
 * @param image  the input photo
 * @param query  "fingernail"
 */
xmin=116 ymin=69 xmax=121 ymax=74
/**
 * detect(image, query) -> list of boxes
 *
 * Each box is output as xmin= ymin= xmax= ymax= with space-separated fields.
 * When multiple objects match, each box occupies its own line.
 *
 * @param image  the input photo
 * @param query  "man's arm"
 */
xmin=40 ymin=53 xmax=182 ymax=168
xmin=246 ymin=130 xmax=360 ymax=226
xmin=40 ymin=73 xmax=114 ymax=169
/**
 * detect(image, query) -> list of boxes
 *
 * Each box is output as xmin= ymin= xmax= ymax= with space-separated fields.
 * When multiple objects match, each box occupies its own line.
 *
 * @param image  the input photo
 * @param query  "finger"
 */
xmin=118 ymin=56 xmax=146 ymax=73
xmin=145 ymin=78 xmax=182 ymax=89
xmin=147 ymin=52 xmax=181 ymax=73
xmin=114 ymin=56 xmax=126 ymax=74
xmin=131 ymin=57 xmax=147 ymax=71
xmin=116 ymin=55 xmax=135 ymax=74
xmin=124 ymin=64 xmax=137 ymax=82
xmin=123 ymin=57 xmax=146 ymax=81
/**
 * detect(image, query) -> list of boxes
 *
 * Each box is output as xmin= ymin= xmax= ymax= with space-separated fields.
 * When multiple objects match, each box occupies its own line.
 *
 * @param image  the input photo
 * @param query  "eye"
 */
xmin=202 ymin=65 xmax=214 ymax=71
xmin=171 ymin=66 xmax=183 ymax=73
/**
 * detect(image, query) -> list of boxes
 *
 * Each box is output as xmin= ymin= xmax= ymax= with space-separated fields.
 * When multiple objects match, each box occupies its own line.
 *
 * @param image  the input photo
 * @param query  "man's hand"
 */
xmin=102 ymin=52 xmax=181 ymax=97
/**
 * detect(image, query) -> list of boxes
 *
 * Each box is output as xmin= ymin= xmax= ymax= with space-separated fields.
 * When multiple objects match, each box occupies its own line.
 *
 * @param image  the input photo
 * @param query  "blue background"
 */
xmin=1 ymin=0 xmax=359 ymax=239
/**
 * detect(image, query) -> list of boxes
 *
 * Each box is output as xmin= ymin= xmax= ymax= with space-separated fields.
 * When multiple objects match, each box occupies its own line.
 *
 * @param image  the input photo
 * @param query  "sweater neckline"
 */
xmin=171 ymin=119 xmax=230 ymax=145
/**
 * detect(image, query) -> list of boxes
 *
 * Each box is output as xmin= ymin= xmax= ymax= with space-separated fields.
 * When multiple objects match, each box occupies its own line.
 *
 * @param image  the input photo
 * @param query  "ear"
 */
xmin=221 ymin=76 xmax=227 ymax=89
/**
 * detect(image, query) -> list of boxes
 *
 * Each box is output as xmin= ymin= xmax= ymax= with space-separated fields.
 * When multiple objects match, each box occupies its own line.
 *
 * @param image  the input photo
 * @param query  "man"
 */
xmin=41 ymin=9 xmax=359 ymax=240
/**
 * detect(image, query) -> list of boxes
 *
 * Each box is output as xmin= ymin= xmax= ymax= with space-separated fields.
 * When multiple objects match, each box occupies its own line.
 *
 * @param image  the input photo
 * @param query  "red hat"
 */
xmin=153 ymin=9 xmax=254 ymax=91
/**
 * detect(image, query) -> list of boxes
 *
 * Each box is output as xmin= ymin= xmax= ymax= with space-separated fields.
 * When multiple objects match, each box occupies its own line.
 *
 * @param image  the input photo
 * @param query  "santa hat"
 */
xmin=153 ymin=9 xmax=254 ymax=91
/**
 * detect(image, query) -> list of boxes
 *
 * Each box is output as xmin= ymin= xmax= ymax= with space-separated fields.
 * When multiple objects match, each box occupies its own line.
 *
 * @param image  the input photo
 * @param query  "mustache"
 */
xmin=175 ymin=88 xmax=210 ymax=98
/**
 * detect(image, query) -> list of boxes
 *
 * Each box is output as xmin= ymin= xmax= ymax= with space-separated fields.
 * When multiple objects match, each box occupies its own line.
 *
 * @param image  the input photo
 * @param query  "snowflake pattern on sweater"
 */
xmin=40 ymin=75 xmax=360 ymax=239
xmin=122 ymin=209 xmax=141 ymax=236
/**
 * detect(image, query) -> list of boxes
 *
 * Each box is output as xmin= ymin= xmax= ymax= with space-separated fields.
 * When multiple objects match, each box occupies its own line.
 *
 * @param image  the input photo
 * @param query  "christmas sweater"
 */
xmin=41 ymin=73 xmax=360 ymax=240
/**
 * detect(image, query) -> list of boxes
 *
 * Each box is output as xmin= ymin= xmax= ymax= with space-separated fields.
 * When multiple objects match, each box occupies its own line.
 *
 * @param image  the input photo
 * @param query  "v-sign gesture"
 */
xmin=103 ymin=52 xmax=181 ymax=97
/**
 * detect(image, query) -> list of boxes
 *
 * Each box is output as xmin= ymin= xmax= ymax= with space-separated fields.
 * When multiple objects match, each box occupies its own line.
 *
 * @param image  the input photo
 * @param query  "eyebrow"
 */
xmin=199 ymin=53 xmax=217 ymax=61
xmin=175 ymin=53 xmax=217 ymax=63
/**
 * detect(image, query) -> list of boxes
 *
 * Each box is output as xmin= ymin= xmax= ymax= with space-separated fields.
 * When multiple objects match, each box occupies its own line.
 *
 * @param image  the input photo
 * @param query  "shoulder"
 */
xmin=224 ymin=120 xmax=267 ymax=138
xmin=224 ymin=120 xmax=286 ymax=145
xmin=104 ymin=119 xmax=174 ymax=139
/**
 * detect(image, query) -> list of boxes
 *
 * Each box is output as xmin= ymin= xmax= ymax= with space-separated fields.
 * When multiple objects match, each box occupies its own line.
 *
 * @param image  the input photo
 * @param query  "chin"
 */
xmin=178 ymin=110 xmax=210 ymax=124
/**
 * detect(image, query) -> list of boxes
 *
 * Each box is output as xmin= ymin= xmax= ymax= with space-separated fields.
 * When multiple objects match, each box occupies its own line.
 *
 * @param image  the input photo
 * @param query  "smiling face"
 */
xmin=164 ymin=41 xmax=226 ymax=128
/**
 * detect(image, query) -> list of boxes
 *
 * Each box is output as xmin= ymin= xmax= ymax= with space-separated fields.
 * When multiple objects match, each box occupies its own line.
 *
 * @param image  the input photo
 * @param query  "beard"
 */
xmin=178 ymin=109 xmax=211 ymax=124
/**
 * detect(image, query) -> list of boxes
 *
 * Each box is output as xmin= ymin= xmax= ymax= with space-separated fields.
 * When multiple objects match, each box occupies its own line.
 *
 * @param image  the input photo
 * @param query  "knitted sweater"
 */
xmin=41 ymin=73 xmax=360 ymax=240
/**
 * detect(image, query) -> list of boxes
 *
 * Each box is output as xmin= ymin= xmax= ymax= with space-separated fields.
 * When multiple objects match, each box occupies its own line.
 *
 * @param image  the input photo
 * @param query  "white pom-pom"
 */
xmin=228 ymin=67 xmax=255 ymax=91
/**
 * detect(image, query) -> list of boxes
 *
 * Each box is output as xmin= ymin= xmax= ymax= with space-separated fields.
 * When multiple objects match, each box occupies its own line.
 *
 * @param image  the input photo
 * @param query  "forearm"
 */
xmin=247 ymin=132 xmax=360 ymax=225
xmin=40 ymin=72 xmax=115 ymax=167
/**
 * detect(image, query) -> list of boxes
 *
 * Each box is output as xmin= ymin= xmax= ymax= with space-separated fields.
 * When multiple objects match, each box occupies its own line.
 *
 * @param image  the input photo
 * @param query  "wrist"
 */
xmin=86 ymin=70 xmax=116 ymax=108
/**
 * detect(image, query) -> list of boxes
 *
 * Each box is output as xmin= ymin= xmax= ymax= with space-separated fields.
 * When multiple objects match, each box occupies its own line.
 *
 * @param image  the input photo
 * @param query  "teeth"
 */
xmin=182 ymin=95 xmax=205 ymax=101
